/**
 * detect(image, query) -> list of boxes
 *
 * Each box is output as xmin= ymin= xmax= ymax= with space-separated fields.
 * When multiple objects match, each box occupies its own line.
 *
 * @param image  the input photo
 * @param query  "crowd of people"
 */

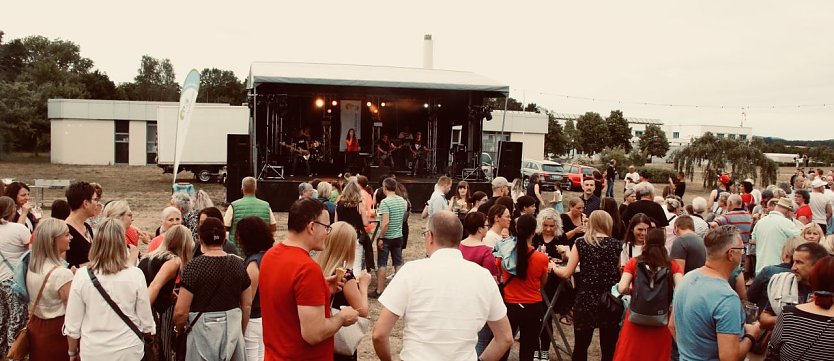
xmin=2 ymin=164 xmax=834 ymax=361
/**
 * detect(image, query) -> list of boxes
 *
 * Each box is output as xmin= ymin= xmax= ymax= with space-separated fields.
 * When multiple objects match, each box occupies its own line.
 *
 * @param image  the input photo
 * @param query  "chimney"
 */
xmin=423 ymin=34 xmax=433 ymax=69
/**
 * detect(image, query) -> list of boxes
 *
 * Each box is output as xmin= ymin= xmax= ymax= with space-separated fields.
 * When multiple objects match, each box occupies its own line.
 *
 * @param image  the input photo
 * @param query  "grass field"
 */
xmin=0 ymin=155 xmax=800 ymax=360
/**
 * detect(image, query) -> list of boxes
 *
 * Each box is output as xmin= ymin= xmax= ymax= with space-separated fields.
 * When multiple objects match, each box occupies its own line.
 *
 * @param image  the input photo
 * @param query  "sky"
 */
xmin=3 ymin=1 xmax=833 ymax=140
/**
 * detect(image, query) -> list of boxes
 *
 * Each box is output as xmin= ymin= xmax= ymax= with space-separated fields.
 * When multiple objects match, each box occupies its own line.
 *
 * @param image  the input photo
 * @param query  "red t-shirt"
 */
xmin=500 ymin=246 xmax=549 ymax=304
xmin=260 ymin=242 xmax=332 ymax=360
xmin=796 ymin=205 xmax=812 ymax=222
xmin=148 ymin=234 xmax=164 ymax=252
xmin=623 ymin=257 xmax=683 ymax=289
xmin=126 ymin=226 xmax=139 ymax=247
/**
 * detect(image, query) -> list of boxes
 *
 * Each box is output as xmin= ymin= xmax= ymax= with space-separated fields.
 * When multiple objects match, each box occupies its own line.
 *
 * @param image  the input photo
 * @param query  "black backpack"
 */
xmin=628 ymin=261 xmax=672 ymax=326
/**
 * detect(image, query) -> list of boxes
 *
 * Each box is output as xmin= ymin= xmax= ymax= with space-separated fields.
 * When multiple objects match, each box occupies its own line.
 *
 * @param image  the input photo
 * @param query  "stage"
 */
xmin=255 ymin=174 xmax=492 ymax=212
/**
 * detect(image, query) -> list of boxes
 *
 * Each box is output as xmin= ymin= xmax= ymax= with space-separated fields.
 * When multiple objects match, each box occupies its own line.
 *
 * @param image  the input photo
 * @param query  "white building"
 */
xmin=48 ymin=99 xmax=231 ymax=165
xmin=663 ymin=124 xmax=753 ymax=157
xmin=452 ymin=110 xmax=548 ymax=162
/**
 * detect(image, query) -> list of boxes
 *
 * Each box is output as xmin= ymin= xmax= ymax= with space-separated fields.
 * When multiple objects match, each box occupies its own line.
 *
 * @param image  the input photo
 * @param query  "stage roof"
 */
xmin=247 ymin=62 xmax=510 ymax=96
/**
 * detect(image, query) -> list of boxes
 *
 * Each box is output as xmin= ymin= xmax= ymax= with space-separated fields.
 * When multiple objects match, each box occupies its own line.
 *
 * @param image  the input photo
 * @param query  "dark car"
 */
xmin=521 ymin=159 xmax=564 ymax=191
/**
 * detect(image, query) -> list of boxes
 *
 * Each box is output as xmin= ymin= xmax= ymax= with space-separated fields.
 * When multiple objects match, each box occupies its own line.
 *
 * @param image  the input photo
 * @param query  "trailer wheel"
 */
xmin=195 ymin=168 xmax=214 ymax=183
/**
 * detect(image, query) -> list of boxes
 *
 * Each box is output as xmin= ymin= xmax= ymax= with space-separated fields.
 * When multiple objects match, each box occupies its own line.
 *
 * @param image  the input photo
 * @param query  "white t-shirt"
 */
xmin=483 ymin=230 xmax=502 ymax=248
xmin=379 ymin=248 xmax=506 ymax=361
xmin=809 ymin=192 xmax=830 ymax=225
xmin=0 ymin=222 xmax=31 ymax=281
xmin=625 ymin=172 xmax=640 ymax=190
xmin=620 ymin=243 xmax=644 ymax=268
xmin=27 ymin=262 xmax=74 ymax=319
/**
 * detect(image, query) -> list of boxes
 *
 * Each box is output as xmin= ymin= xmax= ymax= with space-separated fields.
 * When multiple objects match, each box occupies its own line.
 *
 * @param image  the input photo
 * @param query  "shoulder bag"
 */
xmin=88 ymin=268 xmax=159 ymax=361
xmin=7 ymin=266 xmax=58 ymax=360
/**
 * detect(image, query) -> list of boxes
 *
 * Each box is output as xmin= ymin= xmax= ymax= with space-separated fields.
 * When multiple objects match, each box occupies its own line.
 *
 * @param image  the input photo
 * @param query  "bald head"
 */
xmin=727 ymin=194 xmax=742 ymax=208
xmin=428 ymin=210 xmax=464 ymax=248
xmin=242 ymin=177 xmax=257 ymax=194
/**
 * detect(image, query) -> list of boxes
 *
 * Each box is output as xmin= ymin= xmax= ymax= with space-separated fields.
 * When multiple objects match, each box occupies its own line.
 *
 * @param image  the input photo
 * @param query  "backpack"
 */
xmin=628 ymin=261 xmax=672 ymax=326
xmin=767 ymin=272 xmax=798 ymax=317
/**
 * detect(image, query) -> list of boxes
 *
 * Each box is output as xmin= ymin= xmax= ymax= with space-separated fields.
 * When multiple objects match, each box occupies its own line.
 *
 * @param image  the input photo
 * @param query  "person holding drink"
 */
xmin=4 ymin=182 xmax=40 ymax=232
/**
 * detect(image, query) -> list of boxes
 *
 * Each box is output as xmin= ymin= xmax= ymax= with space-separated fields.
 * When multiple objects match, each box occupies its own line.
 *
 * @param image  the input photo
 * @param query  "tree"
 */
xmin=118 ymin=55 xmax=180 ymax=101
xmin=574 ymin=112 xmax=608 ymax=155
xmin=199 ymin=68 xmax=245 ymax=105
xmin=563 ymin=118 xmax=577 ymax=155
xmin=485 ymin=96 xmax=523 ymax=111
xmin=604 ymin=110 xmax=632 ymax=152
xmin=639 ymin=124 xmax=669 ymax=161
xmin=543 ymin=111 xmax=568 ymax=157
xmin=524 ymin=102 xmax=540 ymax=113
xmin=79 ymin=70 xmax=118 ymax=99
xmin=672 ymin=132 xmax=777 ymax=187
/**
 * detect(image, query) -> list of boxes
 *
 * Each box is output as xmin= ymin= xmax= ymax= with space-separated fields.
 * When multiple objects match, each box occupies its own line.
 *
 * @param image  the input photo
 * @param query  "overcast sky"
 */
xmin=4 ymin=1 xmax=833 ymax=140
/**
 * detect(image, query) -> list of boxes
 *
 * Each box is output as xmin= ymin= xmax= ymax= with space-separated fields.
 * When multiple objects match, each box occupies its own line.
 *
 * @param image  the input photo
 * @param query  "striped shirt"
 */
xmin=379 ymin=195 xmax=408 ymax=239
xmin=766 ymin=305 xmax=834 ymax=361
xmin=714 ymin=209 xmax=753 ymax=243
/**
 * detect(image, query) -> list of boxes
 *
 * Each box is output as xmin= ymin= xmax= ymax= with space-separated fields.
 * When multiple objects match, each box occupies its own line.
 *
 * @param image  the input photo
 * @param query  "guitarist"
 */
xmin=290 ymin=128 xmax=311 ymax=177
xmin=409 ymin=131 xmax=431 ymax=176
xmin=375 ymin=134 xmax=397 ymax=168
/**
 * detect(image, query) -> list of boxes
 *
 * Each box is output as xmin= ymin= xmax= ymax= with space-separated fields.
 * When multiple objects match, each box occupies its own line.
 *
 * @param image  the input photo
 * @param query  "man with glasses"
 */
xmin=259 ymin=198 xmax=359 ymax=359
xmin=373 ymin=210 xmax=513 ymax=361
xmin=64 ymin=181 xmax=101 ymax=268
xmin=371 ymin=178 xmax=408 ymax=298
xmin=670 ymin=226 xmax=763 ymax=361
xmin=758 ymin=242 xmax=829 ymax=329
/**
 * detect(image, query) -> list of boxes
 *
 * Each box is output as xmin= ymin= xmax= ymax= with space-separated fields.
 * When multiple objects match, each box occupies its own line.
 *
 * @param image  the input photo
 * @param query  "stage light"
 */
xmin=380 ymin=102 xmax=386 ymax=107
xmin=315 ymin=98 xmax=325 ymax=108
xmin=331 ymin=100 xmax=338 ymax=106
xmin=373 ymin=109 xmax=378 ymax=114
xmin=366 ymin=101 xmax=372 ymax=107
xmin=424 ymin=103 xmax=429 ymax=108
xmin=327 ymin=109 xmax=332 ymax=114
xmin=437 ymin=103 xmax=442 ymax=108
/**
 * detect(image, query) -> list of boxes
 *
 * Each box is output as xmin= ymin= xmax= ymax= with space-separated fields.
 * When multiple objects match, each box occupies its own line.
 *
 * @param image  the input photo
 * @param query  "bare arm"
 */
xmin=759 ymin=309 xmax=778 ymax=330
xmin=717 ymin=333 xmax=753 ymax=361
xmin=552 ymin=245 xmax=580 ymax=279
xmin=534 ymin=184 xmax=546 ymax=205
xmin=173 ymin=288 xmax=194 ymax=332
xmin=241 ymin=262 xmax=259 ymax=333
xmin=147 ymin=258 xmax=180 ymax=305
xmin=372 ymin=307 xmax=399 ymax=361
xmin=481 ymin=316 xmax=513 ymax=361
xmin=668 ymin=309 xmax=676 ymax=340
xmin=58 ymin=281 xmax=72 ymax=304
xmin=377 ymin=212 xmax=390 ymax=248
xmin=733 ymin=273 xmax=747 ymax=301
xmin=617 ymin=272 xmax=633 ymax=295
xmin=342 ymin=276 xmax=370 ymax=317
xmin=299 ymin=305 xmax=356 ymax=345
xmin=707 ymin=190 xmax=717 ymax=210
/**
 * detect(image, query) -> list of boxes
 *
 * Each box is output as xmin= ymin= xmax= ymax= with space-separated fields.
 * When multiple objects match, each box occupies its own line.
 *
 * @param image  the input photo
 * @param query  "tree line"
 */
xmin=0 ymin=34 xmax=246 ymax=154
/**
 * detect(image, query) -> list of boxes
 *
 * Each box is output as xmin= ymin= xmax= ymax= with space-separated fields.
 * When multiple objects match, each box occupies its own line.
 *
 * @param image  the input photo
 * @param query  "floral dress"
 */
xmin=572 ymin=236 xmax=622 ymax=330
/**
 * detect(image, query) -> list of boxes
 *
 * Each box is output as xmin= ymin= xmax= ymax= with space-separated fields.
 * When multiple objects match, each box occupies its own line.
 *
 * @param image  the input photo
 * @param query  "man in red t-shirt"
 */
xmin=259 ymin=199 xmax=359 ymax=360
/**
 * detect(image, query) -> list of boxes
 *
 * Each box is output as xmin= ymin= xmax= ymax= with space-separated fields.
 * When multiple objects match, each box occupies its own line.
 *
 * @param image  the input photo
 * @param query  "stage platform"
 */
xmin=255 ymin=175 xmax=492 ymax=212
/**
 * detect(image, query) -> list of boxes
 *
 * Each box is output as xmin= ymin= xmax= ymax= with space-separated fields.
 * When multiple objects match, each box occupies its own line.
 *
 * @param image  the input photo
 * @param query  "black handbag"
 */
xmin=599 ymin=291 xmax=625 ymax=320
xmin=88 ymin=268 xmax=159 ymax=361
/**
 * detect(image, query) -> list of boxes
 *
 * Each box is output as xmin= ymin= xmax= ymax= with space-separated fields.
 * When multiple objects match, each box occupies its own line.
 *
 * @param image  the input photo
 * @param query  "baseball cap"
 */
xmin=492 ymin=177 xmax=509 ymax=189
xmin=719 ymin=174 xmax=731 ymax=185
xmin=811 ymin=178 xmax=826 ymax=188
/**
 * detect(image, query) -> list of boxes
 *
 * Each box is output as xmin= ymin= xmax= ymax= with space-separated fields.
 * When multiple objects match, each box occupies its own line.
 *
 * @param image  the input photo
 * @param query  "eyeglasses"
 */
xmin=421 ymin=229 xmax=431 ymax=237
xmin=728 ymin=246 xmax=745 ymax=253
xmin=313 ymin=221 xmax=332 ymax=234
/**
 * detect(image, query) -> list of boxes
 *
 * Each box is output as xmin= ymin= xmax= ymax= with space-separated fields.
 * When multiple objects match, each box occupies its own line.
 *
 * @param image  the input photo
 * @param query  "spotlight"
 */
xmin=424 ymin=103 xmax=429 ymax=108
xmin=331 ymin=100 xmax=338 ymax=106
xmin=327 ymin=109 xmax=332 ymax=114
xmin=366 ymin=101 xmax=372 ymax=107
xmin=437 ymin=103 xmax=442 ymax=108
xmin=315 ymin=98 xmax=325 ymax=108
xmin=373 ymin=109 xmax=378 ymax=114
xmin=380 ymin=102 xmax=386 ymax=107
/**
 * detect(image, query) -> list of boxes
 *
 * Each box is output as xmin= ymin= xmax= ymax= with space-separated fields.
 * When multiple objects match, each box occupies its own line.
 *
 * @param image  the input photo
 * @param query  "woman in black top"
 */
xmin=173 ymin=217 xmax=250 ymax=361
xmin=236 ymin=216 xmax=275 ymax=361
xmin=562 ymin=198 xmax=586 ymax=247
xmin=600 ymin=197 xmax=626 ymax=241
xmin=335 ymin=180 xmax=372 ymax=271
xmin=533 ymin=208 xmax=573 ymax=329
xmin=526 ymin=174 xmax=544 ymax=212
xmin=139 ymin=224 xmax=193 ymax=360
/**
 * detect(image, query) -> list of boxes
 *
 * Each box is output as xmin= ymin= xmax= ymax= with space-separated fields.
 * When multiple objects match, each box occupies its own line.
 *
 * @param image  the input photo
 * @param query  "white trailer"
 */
xmin=156 ymin=105 xmax=249 ymax=182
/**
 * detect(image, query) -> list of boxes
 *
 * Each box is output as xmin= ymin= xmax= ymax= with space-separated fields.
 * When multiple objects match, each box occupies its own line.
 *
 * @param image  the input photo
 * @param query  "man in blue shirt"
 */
xmin=670 ymin=226 xmax=762 ymax=361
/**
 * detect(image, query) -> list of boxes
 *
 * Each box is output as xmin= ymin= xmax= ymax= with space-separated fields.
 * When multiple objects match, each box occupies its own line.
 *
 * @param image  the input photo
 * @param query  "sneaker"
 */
xmin=533 ymin=351 xmax=541 ymax=361
xmin=540 ymin=350 xmax=549 ymax=360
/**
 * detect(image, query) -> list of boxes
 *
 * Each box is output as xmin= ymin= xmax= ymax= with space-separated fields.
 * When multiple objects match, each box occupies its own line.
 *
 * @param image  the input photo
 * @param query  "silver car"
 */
xmin=521 ymin=159 xmax=564 ymax=191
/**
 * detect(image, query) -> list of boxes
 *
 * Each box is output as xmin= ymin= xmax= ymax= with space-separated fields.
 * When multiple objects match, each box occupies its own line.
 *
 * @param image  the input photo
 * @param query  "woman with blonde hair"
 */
xmin=510 ymin=178 xmax=525 ymax=203
xmin=822 ymin=235 xmax=834 ymax=255
xmin=138 ymin=224 xmax=194 ymax=360
xmin=103 ymin=200 xmax=149 ymax=247
xmin=24 ymin=218 xmax=74 ymax=361
xmin=801 ymin=222 xmax=824 ymax=243
xmin=64 ymin=218 xmax=155 ymax=361
xmin=193 ymin=189 xmax=214 ymax=211
xmin=148 ymin=206 xmax=183 ymax=252
xmin=314 ymin=221 xmax=370 ymax=361
xmin=335 ymin=180 xmax=372 ymax=271
xmin=552 ymin=210 xmax=622 ymax=361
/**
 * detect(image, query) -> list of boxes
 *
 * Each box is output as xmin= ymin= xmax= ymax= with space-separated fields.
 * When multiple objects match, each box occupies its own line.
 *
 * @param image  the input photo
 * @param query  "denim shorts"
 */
xmin=377 ymin=237 xmax=403 ymax=267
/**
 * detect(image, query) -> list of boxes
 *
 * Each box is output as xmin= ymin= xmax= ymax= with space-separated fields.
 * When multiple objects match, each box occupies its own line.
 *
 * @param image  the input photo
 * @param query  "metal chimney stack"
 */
xmin=423 ymin=34 xmax=433 ymax=69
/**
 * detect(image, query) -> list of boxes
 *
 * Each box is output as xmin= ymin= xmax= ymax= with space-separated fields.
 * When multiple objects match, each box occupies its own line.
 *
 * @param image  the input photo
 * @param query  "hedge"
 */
xmin=635 ymin=166 xmax=677 ymax=183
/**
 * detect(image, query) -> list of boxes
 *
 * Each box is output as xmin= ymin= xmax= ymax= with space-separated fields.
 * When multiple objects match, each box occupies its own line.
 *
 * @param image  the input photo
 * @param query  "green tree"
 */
xmin=574 ymin=112 xmax=608 ymax=155
xmin=604 ymin=110 xmax=632 ymax=152
xmin=672 ymin=132 xmax=777 ymax=187
xmin=199 ymin=68 xmax=245 ymax=105
xmin=543 ymin=111 xmax=568 ymax=157
xmin=118 ymin=55 xmax=180 ymax=101
xmin=524 ymin=102 xmax=540 ymax=113
xmin=563 ymin=118 xmax=577 ymax=155
xmin=79 ymin=70 xmax=118 ymax=99
xmin=639 ymin=124 xmax=669 ymax=161
xmin=485 ymin=96 xmax=523 ymax=111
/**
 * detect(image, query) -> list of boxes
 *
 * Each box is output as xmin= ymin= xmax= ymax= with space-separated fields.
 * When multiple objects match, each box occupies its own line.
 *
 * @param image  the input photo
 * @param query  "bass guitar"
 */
xmin=280 ymin=142 xmax=310 ymax=160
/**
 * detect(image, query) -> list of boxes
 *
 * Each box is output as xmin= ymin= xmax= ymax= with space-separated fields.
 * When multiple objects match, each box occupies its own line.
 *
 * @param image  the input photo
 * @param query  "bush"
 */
xmin=628 ymin=149 xmax=647 ymax=167
xmin=635 ymin=166 xmax=676 ymax=183
xmin=597 ymin=147 xmax=629 ymax=177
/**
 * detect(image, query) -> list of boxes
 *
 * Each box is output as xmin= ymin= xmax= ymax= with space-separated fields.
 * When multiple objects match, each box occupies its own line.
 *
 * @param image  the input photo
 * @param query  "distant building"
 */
xmin=451 ymin=110 xmax=548 ymax=162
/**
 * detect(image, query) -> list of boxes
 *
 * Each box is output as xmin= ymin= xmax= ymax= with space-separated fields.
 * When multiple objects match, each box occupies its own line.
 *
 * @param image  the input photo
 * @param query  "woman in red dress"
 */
xmin=613 ymin=228 xmax=684 ymax=361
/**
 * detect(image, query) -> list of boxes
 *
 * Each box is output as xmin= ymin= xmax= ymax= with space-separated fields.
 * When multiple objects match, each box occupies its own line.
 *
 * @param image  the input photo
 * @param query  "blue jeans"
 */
xmin=377 ymin=237 xmax=403 ymax=267
xmin=476 ymin=324 xmax=493 ymax=356
xmin=605 ymin=179 xmax=615 ymax=197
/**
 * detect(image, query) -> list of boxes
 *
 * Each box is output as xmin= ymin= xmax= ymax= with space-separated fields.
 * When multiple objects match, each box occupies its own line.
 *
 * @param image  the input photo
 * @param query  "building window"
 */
xmin=717 ymin=133 xmax=725 ymax=138
xmin=729 ymin=134 xmax=736 ymax=139
xmin=635 ymin=130 xmax=644 ymax=137
xmin=740 ymin=134 xmax=748 ymax=140
xmin=115 ymin=120 xmax=129 ymax=164
xmin=672 ymin=132 xmax=680 ymax=139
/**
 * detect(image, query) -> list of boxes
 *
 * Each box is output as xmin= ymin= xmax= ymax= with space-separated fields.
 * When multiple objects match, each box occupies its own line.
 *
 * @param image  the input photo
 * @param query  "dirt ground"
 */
xmin=0 ymin=156 xmax=800 ymax=360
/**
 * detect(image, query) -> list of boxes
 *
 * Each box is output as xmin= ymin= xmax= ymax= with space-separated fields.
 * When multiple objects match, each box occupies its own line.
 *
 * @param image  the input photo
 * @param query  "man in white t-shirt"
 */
xmin=809 ymin=178 xmax=832 ymax=233
xmin=624 ymin=165 xmax=640 ymax=191
xmin=373 ymin=211 xmax=512 ymax=361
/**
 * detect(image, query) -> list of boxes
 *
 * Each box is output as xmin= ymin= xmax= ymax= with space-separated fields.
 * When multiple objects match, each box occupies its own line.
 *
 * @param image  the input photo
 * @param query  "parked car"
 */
xmin=521 ymin=160 xmax=564 ymax=191
xmin=560 ymin=164 xmax=600 ymax=191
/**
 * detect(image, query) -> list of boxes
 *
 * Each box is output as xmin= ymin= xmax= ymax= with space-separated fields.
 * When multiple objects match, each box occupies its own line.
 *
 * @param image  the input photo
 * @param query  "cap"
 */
xmin=775 ymin=198 xmax=794 ymax=211
xmin=812 ymin=178 xmax=826 ymax=188
xmin=719 ymin=174 xmax=731 ymax=185
xmin=492 ymin=177 xmax=509 ymax=189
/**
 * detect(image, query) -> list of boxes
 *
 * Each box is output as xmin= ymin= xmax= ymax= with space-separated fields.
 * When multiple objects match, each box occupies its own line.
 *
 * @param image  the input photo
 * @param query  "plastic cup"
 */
xmin=744 ymin=303 xmax=759 ymax=324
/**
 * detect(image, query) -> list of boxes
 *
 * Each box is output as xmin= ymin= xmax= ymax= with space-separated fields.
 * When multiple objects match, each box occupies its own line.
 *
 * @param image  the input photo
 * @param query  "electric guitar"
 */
xmin=280 ymin=142 xmax=310 ymax=160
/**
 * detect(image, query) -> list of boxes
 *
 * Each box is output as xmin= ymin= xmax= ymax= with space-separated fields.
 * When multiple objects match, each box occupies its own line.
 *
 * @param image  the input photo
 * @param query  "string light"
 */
xmin=527 ymin=90 xmax=830 ymax=110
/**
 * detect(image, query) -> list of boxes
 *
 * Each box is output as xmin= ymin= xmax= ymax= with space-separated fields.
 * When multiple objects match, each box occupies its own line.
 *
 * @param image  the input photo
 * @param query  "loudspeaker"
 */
xmin=226 ymin=134 xmax=252 ymax=202
xmin=368 ymin=166 xmax=391 ymax=181
xmin=496 ymin=141 xmax=522 ymax=181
